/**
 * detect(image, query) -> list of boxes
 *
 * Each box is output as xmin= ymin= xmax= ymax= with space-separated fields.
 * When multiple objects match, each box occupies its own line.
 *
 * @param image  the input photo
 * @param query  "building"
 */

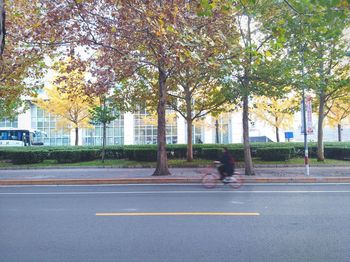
xmin=1 ymin=102 xmax=349 ymax=146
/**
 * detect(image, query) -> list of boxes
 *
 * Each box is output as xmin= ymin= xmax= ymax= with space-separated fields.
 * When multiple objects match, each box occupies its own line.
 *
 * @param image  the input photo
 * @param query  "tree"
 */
xmin=35 ymin=58 xmax=95 ymax=145
xmin=325 ymin=91 xmax=350 ymax=142
xmin=223 ymin=1 xmax=288 ymax=175
xmin=0 ymin=1 xmax=46 ymax=119
xmin=282 ymin=0 xmax=350 ymax=161
xmin=36 ymin=86 xmax=94 ymax=146
xmin=34 ymin=0 xmax=201 ymax=175
xmin=166 ymin=12 xmax=238 ymax=161
xmin=251 ymin=95 xmax=299 ymax=142
xmin=33 ymin=0 xmax=243 ymax=175
xmin=90 ymin=96 xmax=119 ymax=163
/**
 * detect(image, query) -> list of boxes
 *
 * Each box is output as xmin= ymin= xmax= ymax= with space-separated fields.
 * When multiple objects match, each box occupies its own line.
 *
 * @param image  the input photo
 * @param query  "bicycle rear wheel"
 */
xmin=202 ymin=173 xmax=219 ymax=188
xmin=228 ymin=174 xmax=243 ymax=189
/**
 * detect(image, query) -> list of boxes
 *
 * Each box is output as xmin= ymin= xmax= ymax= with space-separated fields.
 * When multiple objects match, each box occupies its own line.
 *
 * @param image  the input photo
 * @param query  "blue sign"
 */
xmin=285 ymin=132 xmax=294 ymax=139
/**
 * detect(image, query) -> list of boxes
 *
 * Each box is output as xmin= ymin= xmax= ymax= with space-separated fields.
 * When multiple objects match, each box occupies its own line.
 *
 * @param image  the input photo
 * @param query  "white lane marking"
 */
xmin=2 ymin=190 xmax=350 ymax=195
xmin=231 ymin=201 xmax=245 ymax=204
xmin=95 ymin=212 xmax=260 ymax=216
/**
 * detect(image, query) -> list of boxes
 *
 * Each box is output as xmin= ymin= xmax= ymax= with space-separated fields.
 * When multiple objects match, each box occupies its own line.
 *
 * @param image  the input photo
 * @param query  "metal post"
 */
xmin=301 ymin=47 xmax=310 ymax=176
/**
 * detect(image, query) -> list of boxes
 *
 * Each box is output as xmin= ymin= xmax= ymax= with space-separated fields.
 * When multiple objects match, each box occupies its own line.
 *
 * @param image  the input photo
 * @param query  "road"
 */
xmin=1 ymin=184 xmax=350 ymax=262
xmin=1 ymin=166 xmax=350 ymax=180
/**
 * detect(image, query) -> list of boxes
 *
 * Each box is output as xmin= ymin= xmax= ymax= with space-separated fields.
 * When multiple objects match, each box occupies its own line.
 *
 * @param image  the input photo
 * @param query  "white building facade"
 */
xmin=1 ymin=103 xmax=349 ymax=146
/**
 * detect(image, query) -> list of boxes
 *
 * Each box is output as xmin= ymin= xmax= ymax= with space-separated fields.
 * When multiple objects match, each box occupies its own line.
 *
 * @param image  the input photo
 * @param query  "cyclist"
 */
xmin=218 ymin=147 xmax=235 ymax=182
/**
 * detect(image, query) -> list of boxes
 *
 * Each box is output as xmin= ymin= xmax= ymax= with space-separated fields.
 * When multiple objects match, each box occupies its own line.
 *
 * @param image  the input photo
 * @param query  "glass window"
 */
xmin=212 ymin=114 xmax=231 ymax=144
xmin=30 ymin=104 xmax=71 ymax=146
xmin=133 ymin=108 xmax=177 ymax=145
xmin=0 ymin=117 xmax=19 ymax=128
xmin=37 ymin=109 xmax=44 ymax=118
xmin=82 ymin=114 xmax=124 ymax=146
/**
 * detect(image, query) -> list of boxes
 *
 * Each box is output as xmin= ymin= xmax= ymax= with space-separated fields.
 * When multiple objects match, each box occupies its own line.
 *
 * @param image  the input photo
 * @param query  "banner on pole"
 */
xmin=301 ymin=95 xmax=313 ymax=134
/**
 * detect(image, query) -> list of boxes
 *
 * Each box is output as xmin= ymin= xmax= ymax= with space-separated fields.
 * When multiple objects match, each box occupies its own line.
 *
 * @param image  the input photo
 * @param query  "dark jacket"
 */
xmin=220 ymin=151 xmax=235 ymax=176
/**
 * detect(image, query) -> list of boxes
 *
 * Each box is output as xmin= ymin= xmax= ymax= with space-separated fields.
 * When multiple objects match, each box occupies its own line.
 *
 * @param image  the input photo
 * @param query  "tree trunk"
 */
xmin=243 ymin=94 xmax=254 ymax=176
xmin=102 ymin=122 xmax=106 ymax=163
xmin=186 ymin=117 xmax=193 ymax=162
xmin=153 ymin=67 xmax=170 ymax=176
xmin=242 ymin=14 xmax=254 ymax=176
xmin=338 ymin=124 xmax=342 ymax=142
xmin=275 ymin=116 xmax=280 ymax=142
xmin=0 ymin=0 xmax=5 ymax=56
xmin=185 ymin=91 xmax=193 ymax=162
xmin=215 ymin=119 xmax=219 ymax=143
xmin=317 ymin=90 xmax=325 ymax=161
xmin=75 ymin=127 xmax=79 ymax=146
xmin=276 ymin=126 xmax=280 ymax=142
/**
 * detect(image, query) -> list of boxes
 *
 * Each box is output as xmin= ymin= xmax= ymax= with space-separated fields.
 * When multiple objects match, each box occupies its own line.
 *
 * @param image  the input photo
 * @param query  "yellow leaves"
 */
xmin=326 ymin=96 xmax=350 ymax=127
xmin=166 ymin=25 xmax=176 ymax=33
xmin=34 ymin=57 xmax=97 ymax=130
xmin=33 ymin=22 xmax=41 ymax=28
xmin=155 ymin=17 xmax=166 ymax=37
xmin=35 ymin=85 xmax=95 ymax=129
xmin=251 ymin=96 xmax=296 ymax=129
xmin=265 ymin=50 xmax=272 ymax=57
xmin=337 ymin=0 xmax=350 ymax=8
xmin=141 ymin=111 xmax=177 ymax=126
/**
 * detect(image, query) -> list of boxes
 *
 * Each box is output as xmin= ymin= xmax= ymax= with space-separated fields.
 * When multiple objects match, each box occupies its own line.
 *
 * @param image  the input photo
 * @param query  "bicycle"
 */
xmin=201 ymin=161 xmax=243 ymax=189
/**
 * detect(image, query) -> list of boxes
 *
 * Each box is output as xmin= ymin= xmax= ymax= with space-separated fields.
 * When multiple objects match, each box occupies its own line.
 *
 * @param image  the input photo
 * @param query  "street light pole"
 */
xmin=301 ymin=45 xmax=310 ymax=176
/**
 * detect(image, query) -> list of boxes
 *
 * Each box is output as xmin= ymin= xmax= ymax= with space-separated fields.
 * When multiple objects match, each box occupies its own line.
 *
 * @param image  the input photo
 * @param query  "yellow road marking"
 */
xmin=96 ymin=212 xmax=260 ymax=216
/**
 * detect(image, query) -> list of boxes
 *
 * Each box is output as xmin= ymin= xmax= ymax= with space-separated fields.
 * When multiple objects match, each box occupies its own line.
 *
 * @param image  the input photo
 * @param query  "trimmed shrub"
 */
xmin=0 ymin=149 xmax=17 ymax=160
xmin=294 ymin=144 xmax=317 ymax=158
xmin=7 ymin=150 xmax=48 ymax=164
xmin=257 ymin=147 xmax=294 ymax=161
xmin=201 ymin=148 xmax=222 ymax=160
xmin=228 ymin=148 xmax=245 ymax=161
xmin=134 ymin=148 xmax=157 ymax=161
xmin=50 ymin=149 xmax=100 ymax=163
xmin=325 ymin=147 xmax=350 ymax=160
xmin=124 ymin=147 xmax=157 ymax=162
xmin=104 ymin=147 xmax=124 ymax=159
xmin=166 ymin=144 xmax=187 ymax=159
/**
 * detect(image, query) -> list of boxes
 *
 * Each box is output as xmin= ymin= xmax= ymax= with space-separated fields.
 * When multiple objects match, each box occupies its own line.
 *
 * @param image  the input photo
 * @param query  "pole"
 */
xmin=301 ymin=46 xmax=310 ymax=176
xmin=215 ymin=119 xmax=219 ymax=144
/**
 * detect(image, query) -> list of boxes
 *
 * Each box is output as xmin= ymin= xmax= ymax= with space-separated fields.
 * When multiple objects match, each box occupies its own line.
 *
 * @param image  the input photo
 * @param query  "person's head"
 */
xmin=222 ymin=147 xmax=229 ymax=153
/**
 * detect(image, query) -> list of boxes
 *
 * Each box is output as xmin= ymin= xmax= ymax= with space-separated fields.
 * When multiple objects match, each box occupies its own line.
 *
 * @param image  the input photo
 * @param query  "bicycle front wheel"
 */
xmin=202 ymin=173 xmax=219 ymax=189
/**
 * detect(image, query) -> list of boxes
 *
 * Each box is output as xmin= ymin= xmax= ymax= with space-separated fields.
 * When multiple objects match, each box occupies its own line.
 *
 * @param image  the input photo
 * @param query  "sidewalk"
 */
xmin=1 ymin=165 xmax=350 ymax=185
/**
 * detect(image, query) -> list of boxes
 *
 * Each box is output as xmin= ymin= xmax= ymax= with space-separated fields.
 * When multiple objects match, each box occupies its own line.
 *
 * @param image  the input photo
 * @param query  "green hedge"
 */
xmin=257 ymin=147 xmax=294 ymax=161
xmin=103 ymin=147 xmax=124 ymax=159
xmin=228 ymin=148 xmax=245 ymax=161
xmin=49 ymin=149 xmax=100 ymax=163
xmin=199 ymin=147 xmax=244 ymax=161
xmin=166 ymin=144 xmax=188 ymax=159
xmin=325 ymin=147 xmax=350 ymax=160
xmin=200 ymin=148 xmax=222 ymax=160
xmin=124 ymin=147 xmax=157 ymax=162
xmin=7 ymin=150 xmax=49 ymax=164
xmin=1 ymin=142 xmax=350 ymax=164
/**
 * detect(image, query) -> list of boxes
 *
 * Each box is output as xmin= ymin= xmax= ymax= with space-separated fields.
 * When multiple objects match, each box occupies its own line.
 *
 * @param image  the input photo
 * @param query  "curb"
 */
xmin=1 ymin=177 xmax=350 ymax=185
xmin=1 ymin=164 xmax=350 ymax=170
xmin=0 ymin=177 xmax=201 ymax=185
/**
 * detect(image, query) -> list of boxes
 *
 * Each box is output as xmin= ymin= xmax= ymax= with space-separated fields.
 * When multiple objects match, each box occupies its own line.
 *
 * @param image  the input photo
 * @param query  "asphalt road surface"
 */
xmin=1 ymin=166 xmax=350 ymax=180
xmin=1 ymin=184 xmax=350 ymax=262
